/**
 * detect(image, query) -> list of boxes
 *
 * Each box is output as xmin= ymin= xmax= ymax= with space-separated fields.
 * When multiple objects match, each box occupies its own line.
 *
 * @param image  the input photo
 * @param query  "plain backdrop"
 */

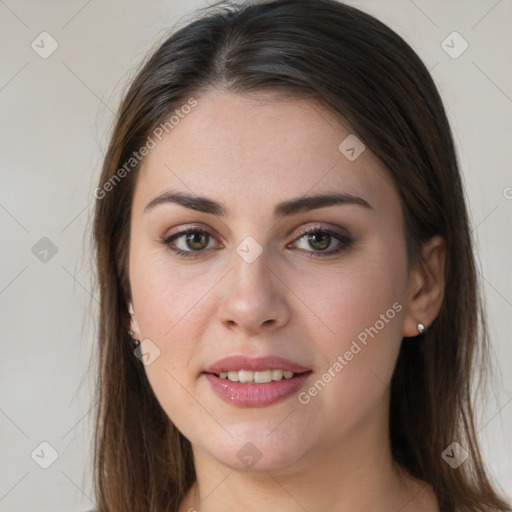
xmin=0 ymin=0 xmax=510 ymax=510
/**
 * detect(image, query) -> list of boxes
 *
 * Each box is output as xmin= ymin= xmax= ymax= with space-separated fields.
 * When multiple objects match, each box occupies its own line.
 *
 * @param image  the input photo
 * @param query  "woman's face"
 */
xmin=128 ymin=89 xmax=412 ymax=472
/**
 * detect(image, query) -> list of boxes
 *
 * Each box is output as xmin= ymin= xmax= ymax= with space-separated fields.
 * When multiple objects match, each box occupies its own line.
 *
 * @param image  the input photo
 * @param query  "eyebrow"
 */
xmin=144 ymin=190 xmax=372 ymax=217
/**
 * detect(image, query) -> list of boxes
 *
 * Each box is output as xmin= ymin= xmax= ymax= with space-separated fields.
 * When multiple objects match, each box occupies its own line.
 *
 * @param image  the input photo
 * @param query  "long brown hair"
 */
xmin=91 ymin=1 xmax=511 ymax=510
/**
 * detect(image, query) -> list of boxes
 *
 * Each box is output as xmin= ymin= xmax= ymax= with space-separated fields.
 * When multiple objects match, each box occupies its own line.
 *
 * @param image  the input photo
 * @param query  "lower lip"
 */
xmin=204 ymin=372 xmax=313 ymax=407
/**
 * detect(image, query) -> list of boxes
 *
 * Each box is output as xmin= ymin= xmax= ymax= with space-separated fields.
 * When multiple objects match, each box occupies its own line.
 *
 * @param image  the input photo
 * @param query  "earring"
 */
xmin=417 ymin=322 xmax=427 ymax=335
xmin=128 ymin=304 xmax=140 ymax=348
xmin=128 ymin=325 xmax=140 ymax=348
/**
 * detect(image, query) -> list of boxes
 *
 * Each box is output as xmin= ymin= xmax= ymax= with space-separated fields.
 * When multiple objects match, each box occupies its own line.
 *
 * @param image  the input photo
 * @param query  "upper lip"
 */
xmin=204 ymin=355 xmax=311 ymax=374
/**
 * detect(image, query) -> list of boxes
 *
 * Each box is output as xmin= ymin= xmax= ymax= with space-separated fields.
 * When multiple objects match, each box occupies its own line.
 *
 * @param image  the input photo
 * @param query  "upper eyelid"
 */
xmin=163 ymin=223 xmax=223 ymax=243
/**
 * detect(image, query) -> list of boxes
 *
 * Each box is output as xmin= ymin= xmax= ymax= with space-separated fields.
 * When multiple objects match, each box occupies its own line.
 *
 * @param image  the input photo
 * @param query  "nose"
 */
xmin=217 ymin=245 xmax=291 ymax=335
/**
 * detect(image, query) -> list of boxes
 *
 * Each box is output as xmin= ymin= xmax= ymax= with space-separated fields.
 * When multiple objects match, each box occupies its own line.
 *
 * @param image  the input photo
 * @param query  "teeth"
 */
xmin=254 ymin=370 xmax=272 ymax=383
xmin=217 ymin=369 xmax=297 ymax=383
xmin=239 ymin=370 xmax=254 ymax=383
xmin=272 ymin=369 xmax=284 ymax=380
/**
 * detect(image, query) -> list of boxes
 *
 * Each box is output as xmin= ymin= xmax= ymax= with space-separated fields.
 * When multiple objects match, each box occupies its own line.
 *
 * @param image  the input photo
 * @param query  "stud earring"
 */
xmin=417 ymin=322 xmax=427 ymax=335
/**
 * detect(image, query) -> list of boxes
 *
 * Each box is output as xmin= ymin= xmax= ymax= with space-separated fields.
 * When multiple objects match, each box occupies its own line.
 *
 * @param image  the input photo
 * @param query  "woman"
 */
xmin=91 ymin=0 xmax=511 ymax=510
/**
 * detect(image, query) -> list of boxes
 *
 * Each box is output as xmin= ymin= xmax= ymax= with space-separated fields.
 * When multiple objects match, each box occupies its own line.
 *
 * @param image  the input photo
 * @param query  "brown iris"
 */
xmin=185 ymin=231 xmax=209 ymax=250
xmin=307 ymin=231 xmax=331 ymax=251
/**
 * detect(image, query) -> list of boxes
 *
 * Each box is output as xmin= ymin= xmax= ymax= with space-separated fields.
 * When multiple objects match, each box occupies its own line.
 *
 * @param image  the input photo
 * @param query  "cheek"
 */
xmin=128 ymin=238 xmax=221 ymax=399
xmin=129 ymin=247 xmax=210 ymax=435
xmin=293 ymin=243 xmax=408 ymax=430
xmin=294 ymin=244 xmax=407 ymax=349
xmin=128 ymin=232 xmax=216 ymax=340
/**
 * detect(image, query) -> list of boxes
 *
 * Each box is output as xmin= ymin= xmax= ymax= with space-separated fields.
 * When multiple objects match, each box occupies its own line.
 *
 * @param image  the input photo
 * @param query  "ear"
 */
xmin=402 ymin=235 xmax=446 ymax=337
xmin=128 ymin=302 xmax=142 ymax=340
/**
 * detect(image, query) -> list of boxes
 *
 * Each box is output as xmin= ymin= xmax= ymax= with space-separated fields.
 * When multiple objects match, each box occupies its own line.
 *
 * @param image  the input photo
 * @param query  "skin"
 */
xmin=128 ymin=89 xmax=445 ymax=511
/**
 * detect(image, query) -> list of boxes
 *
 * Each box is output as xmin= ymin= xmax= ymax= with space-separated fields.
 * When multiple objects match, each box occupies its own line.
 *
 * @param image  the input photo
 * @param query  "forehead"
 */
xmin=134 ymin=89 xmax=398 ymax=216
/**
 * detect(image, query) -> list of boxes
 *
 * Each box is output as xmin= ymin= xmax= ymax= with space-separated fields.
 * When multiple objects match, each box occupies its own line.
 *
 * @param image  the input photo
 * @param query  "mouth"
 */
xmin=203 ymin=355 xmax=313 ymax=407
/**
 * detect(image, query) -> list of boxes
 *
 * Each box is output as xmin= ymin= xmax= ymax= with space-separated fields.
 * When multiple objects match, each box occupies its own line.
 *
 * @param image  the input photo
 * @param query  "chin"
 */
xmin=200 ymin=428 xmax=311 ymax=473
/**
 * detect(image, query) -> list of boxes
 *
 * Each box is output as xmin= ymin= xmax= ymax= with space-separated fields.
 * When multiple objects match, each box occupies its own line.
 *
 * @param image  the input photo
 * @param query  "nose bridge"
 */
xmin=217 ymin=232 xmax=289 ymax=332
xmin=231 ymin=233 xmax=274 ymax=297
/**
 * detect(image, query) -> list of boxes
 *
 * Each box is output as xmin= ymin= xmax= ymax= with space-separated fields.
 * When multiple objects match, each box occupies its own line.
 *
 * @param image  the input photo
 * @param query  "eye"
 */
xmin=161 ymin=228 xmax=219 ymax=258
xmin=289 ymin=226 xmax=353 ymax=257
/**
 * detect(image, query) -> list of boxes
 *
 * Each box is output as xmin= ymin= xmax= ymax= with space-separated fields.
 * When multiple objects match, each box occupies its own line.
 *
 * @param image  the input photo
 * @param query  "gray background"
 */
xmin=0 ymin=0 xmax=510 ymax=510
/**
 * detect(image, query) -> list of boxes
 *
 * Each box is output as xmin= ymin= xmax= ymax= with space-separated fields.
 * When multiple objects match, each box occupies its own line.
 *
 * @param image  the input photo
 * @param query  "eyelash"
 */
xmin=160 ymin=224 xmax=353 ymax=259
